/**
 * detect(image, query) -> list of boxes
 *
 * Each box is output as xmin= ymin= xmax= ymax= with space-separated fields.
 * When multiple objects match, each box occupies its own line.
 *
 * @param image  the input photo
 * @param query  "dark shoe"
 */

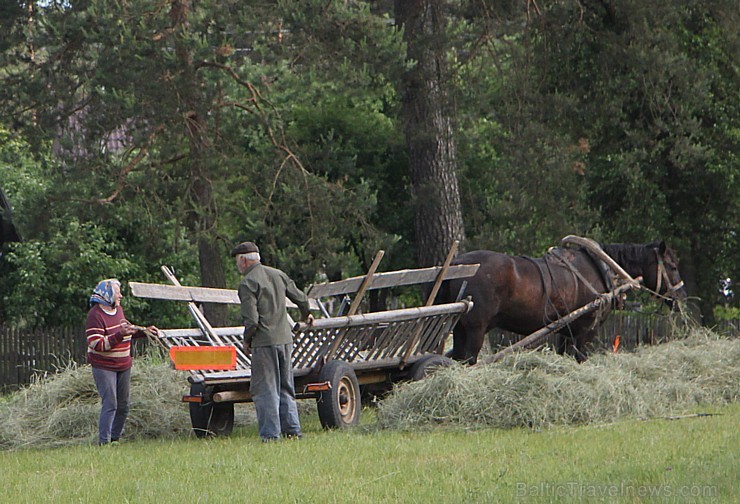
xmin=284 ymin=433 xmax=302 ymax=440
xmin=261 ymin=437 xmax=280 ymax=443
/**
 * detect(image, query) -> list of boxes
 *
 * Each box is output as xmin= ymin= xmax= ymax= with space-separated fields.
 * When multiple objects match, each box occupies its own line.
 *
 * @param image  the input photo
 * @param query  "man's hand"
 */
xmin=306 ymin=314 xmax=315 ymax=325
xmin=243 ymin=325 xmax=256 ymax=357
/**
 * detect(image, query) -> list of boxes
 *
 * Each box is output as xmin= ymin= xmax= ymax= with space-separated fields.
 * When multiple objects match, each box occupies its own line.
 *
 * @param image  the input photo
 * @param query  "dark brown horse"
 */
xmin=438 ymin=241 xmax=687 ymax=364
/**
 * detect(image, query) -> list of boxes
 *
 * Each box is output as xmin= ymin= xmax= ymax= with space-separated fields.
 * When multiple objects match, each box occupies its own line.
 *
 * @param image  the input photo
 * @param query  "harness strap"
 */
xmin=548 ymin=249 xmax=603 ymax=297
xmin=654 ymin=250 xmax=685 ymax=297
xmin=522 ymin=256 xmax=552 ymax=302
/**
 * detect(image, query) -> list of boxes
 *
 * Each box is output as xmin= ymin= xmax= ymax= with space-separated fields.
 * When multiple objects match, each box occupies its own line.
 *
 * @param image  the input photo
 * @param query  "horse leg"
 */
xmin=554 ymin=333 xmax=568 ymax=356
xmin=445 ymin=325 xmax=465 ymax=361
xmin=446 ymin=323 xmax=485 ymax=365
xmin=555 ymin=329 xmax=588 ymax=363
xmin=572 ymin=329 xmax=596 ymax=363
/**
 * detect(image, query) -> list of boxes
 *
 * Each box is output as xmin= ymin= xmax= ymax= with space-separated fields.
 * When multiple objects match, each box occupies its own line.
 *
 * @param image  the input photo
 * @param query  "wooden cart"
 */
xmin=131 ymin=257 xmax=477 ymax=437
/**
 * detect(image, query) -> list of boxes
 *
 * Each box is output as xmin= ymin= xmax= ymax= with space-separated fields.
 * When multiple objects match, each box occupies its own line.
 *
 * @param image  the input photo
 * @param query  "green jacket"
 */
xmin=238 ymin=262 xmax=310 ymax=347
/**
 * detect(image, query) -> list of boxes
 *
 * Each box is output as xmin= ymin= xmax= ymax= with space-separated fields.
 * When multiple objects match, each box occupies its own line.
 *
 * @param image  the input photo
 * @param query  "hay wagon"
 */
xmin=131 ymin=249 xmax=477 ymax=437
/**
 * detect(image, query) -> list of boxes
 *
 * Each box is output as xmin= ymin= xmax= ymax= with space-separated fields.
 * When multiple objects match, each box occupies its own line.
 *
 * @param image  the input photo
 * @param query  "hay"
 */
xmin=0 ymin=351 xmax=255 ymax=450
xmin=377 ymin=328 xmax=740 ymax=430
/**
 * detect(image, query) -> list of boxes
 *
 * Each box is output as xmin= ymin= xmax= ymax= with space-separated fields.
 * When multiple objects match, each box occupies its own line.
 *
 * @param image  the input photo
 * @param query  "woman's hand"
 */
xmin=120 ymin=321 xmax=137 ymax=336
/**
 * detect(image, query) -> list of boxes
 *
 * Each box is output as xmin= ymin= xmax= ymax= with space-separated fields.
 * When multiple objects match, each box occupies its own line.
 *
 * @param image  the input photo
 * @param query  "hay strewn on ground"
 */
xmin=0 ymin=352 xmax=255 ymax=450
xmin=377 ymin=328 xmax=739 ymax=430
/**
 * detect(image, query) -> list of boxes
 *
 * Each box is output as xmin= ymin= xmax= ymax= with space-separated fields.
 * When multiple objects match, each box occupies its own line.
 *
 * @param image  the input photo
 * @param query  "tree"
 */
xmin=395 ymin=0 xmax=466 ymax=267
xmin=0 ymin=1 xmax=413 ymax=321
xmin=523 ymin=0 xmax=740 ymax=320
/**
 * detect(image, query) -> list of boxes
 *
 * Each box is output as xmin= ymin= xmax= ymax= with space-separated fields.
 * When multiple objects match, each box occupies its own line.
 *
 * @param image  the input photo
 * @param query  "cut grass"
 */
xmin=378 ymin=330 xmax=739 ymax=430
xmin=1 ymin=403 xmax=736 ymax=503
xmin=0 ymin=329 xmax=737 ymax=501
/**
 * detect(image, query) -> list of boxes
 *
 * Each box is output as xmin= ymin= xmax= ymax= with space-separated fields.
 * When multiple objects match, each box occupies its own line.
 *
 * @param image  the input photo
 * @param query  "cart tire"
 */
xmin=408 ymin=354 xmax=454 ymax=381
xmin=189 ymin=383 xmax=235 ymax=438
xmin=317 ymin=361 xmax=361 ymax=429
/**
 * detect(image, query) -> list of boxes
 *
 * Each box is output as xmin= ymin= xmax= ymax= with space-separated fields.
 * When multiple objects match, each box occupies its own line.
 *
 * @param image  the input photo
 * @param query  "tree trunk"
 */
xmin=171 ymin=0 xmax=227 ymax=326
xmin=395 ymin=0 xmax=465 ymax=268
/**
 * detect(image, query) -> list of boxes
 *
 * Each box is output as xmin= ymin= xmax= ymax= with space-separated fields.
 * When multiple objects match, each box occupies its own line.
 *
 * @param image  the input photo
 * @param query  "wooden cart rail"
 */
xmin=291 ymin=299 xmax=473 ymax=370
xmin=129 ymin=282 xmax=323 ymax=311
xmin=306 ymin=264 xmax=479 ymax=298
xmin=155 ymin=300 xmax=472 ymax=384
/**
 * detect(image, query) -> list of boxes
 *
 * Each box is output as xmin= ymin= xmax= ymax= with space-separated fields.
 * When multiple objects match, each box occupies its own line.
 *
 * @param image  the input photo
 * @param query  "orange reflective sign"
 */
xmin=169 ymin=346 xmax=237 ymax=370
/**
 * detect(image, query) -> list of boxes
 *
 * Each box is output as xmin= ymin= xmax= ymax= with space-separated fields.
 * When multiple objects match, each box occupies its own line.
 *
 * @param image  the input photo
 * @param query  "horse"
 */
xmin=438 ymin=240 xmax=687 ymax=364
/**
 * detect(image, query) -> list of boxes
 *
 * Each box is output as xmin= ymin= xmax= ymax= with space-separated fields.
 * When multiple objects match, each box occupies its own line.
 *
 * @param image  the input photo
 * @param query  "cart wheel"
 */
xmin=317 ymin=361 xmax=361 ymax=429
xmin=408 ymin=354 xmax=454 ymax=381
xmin=189 ymin=383 xmax=235 ymax=438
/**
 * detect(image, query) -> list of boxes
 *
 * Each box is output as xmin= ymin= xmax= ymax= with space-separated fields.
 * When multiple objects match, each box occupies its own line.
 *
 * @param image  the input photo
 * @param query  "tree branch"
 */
xmin=94 ymin=125 xmax=164 ymax=205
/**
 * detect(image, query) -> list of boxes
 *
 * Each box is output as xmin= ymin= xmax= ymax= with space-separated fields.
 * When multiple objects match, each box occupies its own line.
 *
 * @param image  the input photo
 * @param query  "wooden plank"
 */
xmin=160 ymin=326 xmax=245 ymax=338
xmin=130 ymin=282 xmax=239 ymax=303
xmin=306 ymin=263 xmax=480 ymax=298
xmin=347 ymin=250 xmax=385 ymax=316
xmin=425 ymin=241 xmax=458 ymax=307
xmin=292 ymin=300 xmax=472 ymax=332
xmin=159 ymin=266 xmax=228 ymax=348
xmin=401 ymin=241 xmax=459 ymax=366
xmin=129 ymin=281 xmax=320 ymax=310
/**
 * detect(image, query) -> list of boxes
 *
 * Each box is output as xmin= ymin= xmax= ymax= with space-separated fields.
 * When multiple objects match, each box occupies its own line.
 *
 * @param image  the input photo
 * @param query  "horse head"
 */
xmin=644 ymin=241 xmax=687 ymax=310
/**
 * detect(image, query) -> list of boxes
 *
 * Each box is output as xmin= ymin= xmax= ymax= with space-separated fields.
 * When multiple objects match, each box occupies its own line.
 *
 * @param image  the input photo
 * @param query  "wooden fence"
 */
xmin=2 ymin=315 xmax=739 ymax=392
xmin=0 ymin=325 xmax=148 ymax=393
xmin=486 ymin=312 xmax=740 ymax=355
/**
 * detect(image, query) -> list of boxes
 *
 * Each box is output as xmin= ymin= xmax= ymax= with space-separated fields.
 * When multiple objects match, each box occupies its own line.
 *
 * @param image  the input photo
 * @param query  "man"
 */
xmin=231 ymin=241 xmax=313 ymax=442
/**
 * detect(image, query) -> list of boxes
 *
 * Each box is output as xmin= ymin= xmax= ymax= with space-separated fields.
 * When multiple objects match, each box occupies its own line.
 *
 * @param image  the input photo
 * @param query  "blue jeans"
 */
xmin=92 ymin=367 xmax=131 ymax=444
xmin=250 ymin=344 xmax=301 ymax=440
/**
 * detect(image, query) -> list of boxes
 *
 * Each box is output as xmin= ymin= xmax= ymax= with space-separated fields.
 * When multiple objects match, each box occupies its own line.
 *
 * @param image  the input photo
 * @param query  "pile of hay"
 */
xmin=0 ymin=352 xmax=255 ymax=450
xmin=377 ymin=328 xmax=739 ymax=430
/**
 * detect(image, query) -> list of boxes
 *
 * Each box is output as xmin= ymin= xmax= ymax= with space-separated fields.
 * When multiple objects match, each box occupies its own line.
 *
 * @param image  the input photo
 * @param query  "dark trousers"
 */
xmin=250 ymin=344 xmax=301 ymax=440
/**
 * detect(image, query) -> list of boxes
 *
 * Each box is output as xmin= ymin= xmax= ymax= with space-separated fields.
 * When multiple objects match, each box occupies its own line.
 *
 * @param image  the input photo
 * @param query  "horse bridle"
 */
xmin=654 ymin=249 xmax=684 ymax=299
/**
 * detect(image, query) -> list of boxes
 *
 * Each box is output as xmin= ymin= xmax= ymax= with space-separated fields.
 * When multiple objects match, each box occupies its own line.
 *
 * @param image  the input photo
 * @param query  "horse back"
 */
xmin=446 ymin=249 xmax=609 ymax=334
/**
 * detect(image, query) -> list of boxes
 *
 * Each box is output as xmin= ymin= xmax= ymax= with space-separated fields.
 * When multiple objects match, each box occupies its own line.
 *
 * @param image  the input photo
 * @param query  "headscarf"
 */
xmin=89 ymin=279 xmax=121 ymax=308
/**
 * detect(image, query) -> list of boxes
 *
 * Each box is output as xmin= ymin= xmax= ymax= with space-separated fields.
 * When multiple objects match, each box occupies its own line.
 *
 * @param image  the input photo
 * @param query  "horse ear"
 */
xmin=658 ymin=241 xmax=667 ymax=255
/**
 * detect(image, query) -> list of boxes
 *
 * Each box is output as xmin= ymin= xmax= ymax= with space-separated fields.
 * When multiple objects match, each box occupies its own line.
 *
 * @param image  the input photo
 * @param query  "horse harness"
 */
xmin=523 ymin=248 xmax=615 ymax=329
xmin=653 ymin=249 xmax=685 ymax=299
xmin=548 ymin=248 xmax=611 ymax=297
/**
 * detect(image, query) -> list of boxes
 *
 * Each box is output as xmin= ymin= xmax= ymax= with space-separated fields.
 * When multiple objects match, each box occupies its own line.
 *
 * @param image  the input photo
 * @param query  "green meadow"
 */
xmin=1 ymin=403 xmax=735 ymax=504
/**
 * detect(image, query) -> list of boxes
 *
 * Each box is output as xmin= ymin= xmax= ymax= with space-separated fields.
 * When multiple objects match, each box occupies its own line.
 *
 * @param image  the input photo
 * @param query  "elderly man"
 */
xmin=231 ymin=241 xmax=312 ymax=442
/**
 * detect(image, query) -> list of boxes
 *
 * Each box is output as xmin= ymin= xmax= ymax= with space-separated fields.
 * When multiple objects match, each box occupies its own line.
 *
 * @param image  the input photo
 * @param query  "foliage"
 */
xmin=0 ymin=1 xmax=411 ymax=321
xmin=0 ymin=129 xmax=50 ymax=238
xmin=0 ymin=0 xmax=737 ymax=325
xmin=522 ymin=0 xmax=740 ymax=317
xmin=714 ymin=305 xmax=740 ymax=321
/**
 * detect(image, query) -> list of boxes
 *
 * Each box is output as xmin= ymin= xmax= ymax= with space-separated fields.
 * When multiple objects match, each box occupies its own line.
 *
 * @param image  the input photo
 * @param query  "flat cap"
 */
xmin=230 ymin=241 xmax=260 ymax=257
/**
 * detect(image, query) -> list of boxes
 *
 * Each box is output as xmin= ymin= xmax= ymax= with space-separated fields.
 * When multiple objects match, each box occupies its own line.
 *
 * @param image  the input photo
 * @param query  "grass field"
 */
xmin=1 ymin=402 xmax=736 ymax=503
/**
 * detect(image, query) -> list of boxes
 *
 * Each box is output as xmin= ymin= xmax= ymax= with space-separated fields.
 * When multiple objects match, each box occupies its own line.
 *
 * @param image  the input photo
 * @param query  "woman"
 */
xmin=86 ymin=278 xmax=158 ymax=445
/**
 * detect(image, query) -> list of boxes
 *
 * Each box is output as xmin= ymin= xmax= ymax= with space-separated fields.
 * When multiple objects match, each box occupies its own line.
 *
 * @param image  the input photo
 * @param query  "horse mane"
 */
xmin=600 ymin=241 xmax=660 ymax=274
